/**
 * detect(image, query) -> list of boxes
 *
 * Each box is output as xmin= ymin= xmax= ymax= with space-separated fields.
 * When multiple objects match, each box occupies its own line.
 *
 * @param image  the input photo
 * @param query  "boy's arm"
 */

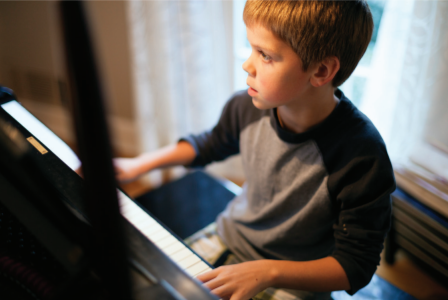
xmin=198 ymin=256 xmax=349 ymax=300
xmin=113 ymin=141 xmax=196 ymax=183
xmin=114 ymin=92 xmax=249 ymax=183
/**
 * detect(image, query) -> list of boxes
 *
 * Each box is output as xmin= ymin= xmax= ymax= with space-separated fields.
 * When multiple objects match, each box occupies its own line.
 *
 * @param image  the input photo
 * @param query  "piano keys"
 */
xmin=118 ymin=190 xmax=212 ymax=278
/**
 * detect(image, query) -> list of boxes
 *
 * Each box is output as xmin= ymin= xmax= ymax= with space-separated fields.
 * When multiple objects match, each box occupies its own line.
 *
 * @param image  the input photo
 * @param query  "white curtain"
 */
xmin=360 ymin=0 xmax=448 ymax=166
xmin=127 ymin=0 xmax=236 ymax=185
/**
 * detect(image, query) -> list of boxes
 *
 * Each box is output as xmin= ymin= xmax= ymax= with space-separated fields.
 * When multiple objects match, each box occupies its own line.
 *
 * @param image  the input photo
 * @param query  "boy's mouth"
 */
xmin=248 ymin=87 xmax=258 ymax=97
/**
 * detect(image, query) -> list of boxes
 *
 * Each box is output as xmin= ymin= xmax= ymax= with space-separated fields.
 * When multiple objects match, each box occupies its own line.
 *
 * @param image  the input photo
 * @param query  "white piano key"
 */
xmin=155 ymin=235 xmax=178 ymax=249
xmin=140 ymin=223 xmax=164 ymax=236
xmin=129 ymin=211 xmax=153 ymax=224
xmin=140 ymin=226 xmax=162 ymax=238
xmin=125 ymin=214 xmax=157 ymax=231
xmin=123 ymin=207 xmax=144 ymax=219
xmin=119 ymin=198 xmax=135 ymax=209
xmin=120 ymin=207 xmax=138 ymax=218
xmin=124 ymin=202 xmax=143 ymax=213
xmin=142 ymin=231 xmax=164 ymax=243
xmin=178 ymin=254 xmax=200 ymax=269
xmin=120 ymin=203 xmax=136 ymax=212
xmin=164 ymin=241 xmax=186 ymax=256
xmin=150 ymin=229 xmax=171 ymax=243
xmin=195 ymin=268 xmax=211 ymax=277
xmin=132 ymin=217 xmax=157 ymax=230
xmin=124 ymin=212 xmax=147 ymax=225
xmin=170 ymin=248 xmax=193 ymax=263
xmin=186 ymin=261 xmax=211 ymax=277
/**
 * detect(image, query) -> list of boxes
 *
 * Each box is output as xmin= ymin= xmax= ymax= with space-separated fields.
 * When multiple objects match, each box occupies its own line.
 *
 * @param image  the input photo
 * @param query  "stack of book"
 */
xmin=390 ymin=142 xmax=448 ymax=281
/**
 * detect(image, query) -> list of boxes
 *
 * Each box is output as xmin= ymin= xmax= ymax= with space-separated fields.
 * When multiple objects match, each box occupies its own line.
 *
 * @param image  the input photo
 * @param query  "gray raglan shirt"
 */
xmin=183 ymin=90 xmax=395 ymax=294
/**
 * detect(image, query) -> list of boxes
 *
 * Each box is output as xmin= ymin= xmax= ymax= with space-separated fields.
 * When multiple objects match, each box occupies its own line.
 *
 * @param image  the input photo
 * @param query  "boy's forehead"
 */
xmin=246 ymin=24 xmax=288 ymax=53
xmin=246 ymin=25 xmax=284 ymax=51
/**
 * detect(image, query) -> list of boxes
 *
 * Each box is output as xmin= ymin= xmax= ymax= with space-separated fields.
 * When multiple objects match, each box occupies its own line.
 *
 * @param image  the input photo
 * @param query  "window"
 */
xmin=233 ymin=0 xmax=251 ymax=92
xmin=340 ymin=0 xmax=386 ymax=107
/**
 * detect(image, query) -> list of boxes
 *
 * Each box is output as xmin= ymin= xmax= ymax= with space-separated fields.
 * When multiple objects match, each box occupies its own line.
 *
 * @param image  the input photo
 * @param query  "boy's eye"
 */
xmin=259 ymin=51 xmax=271 ymax=61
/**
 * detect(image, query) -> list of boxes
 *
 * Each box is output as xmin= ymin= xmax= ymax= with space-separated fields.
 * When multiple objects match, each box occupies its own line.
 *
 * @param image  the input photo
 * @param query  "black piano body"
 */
xmin=0 ymin=48 xmax=217 ymax=300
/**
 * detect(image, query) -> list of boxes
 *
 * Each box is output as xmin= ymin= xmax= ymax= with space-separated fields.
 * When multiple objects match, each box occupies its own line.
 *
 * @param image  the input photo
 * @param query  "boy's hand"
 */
xmin=113 ymin=141 xmax=196 ymax=183
xmin=113 ymin=157 xmax=144 ymax=183
xmin=197 ymin=260 xmax=275 ymax=300
xmin=198 ymin=257 xmax=350 ymax=299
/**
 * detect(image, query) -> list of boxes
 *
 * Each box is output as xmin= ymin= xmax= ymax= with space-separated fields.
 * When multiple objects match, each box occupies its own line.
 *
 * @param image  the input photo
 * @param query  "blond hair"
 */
xmin=243 ymin=0 xmax=373 ymax=87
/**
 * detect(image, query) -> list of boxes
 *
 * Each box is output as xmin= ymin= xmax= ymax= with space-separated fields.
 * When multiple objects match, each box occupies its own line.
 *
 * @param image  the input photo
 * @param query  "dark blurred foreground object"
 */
xmin=59 ymin=1 xmax=131 ymax=298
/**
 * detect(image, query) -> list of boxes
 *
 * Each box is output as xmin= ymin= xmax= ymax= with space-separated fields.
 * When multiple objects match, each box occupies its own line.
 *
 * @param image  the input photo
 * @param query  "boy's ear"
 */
xmin=310 ymin=56 xmax=340 ymax=87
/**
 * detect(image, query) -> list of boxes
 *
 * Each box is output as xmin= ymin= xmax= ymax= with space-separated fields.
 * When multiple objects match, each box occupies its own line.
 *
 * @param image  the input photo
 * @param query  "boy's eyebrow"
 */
xmin=251 ymin=43 xmax=278 ymax=54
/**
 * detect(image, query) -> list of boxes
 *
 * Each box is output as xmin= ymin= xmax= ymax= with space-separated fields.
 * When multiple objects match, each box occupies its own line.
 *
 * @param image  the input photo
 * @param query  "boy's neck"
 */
xmin=277 ymin=87 xmax=339 ymax=134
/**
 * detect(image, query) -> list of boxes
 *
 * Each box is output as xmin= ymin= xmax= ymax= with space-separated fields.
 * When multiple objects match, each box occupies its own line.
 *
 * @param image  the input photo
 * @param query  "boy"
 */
xmin=115 ymin=1 xmax=395 ymax=299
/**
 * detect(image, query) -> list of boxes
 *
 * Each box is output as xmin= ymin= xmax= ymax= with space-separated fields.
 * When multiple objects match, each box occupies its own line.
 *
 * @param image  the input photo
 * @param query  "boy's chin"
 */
xmin=251 ymin=97 xmax=275 ymax=110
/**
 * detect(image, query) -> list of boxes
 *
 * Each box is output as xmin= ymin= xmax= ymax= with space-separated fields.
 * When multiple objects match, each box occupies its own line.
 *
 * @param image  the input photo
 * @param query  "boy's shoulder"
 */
xmin=323 ymin=91 xmax=386 ymax=152
xmin=314 ymin=90 xmax=393 ymax=179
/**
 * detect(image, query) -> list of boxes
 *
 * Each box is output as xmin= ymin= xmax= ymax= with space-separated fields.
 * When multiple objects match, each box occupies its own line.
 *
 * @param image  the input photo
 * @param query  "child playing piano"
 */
xmin=114 ymin=1 xmax=395 ymax=299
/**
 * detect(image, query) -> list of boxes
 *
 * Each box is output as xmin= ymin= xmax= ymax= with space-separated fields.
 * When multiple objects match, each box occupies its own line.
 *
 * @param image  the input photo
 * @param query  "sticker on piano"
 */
xmin=26 ymin=137 xmax=48 ymax=155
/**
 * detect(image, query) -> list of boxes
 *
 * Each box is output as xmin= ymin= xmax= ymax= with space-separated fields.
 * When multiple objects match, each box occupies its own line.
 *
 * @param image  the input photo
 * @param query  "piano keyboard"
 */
xmin=117 ymin=191 xmax=212 ymax=278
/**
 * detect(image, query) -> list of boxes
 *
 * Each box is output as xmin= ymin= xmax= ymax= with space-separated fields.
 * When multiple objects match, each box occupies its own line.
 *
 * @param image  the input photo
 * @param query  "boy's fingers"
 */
xmin=203 ymin=277 xmax=227 ymax=291
xmin=209 ymin=284 xmax=234 ymax=300
xmin=196 ymin=269 xmax=217 ymax=283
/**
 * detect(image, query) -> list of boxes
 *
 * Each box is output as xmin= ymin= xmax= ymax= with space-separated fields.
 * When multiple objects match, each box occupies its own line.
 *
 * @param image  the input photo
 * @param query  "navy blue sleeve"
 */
xmin=316 ymin=102 xmax=395 ymax=294
xmin=181 ymin=91 xmax=255 ymax=167
xmin=330 ymin=151 xmax=395 ymax=294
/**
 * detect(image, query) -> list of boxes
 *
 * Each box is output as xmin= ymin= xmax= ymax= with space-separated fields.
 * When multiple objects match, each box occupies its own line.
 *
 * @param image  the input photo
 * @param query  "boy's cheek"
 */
xmin=258 ymin=77 xmax=275 ymax=93
xmin=258 ymin=79 xmax=282 ymax=101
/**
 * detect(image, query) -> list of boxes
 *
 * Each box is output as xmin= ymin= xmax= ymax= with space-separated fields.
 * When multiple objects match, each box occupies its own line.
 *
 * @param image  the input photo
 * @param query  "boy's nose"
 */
xmin=242 ymin=55 xmax=255 ymax=77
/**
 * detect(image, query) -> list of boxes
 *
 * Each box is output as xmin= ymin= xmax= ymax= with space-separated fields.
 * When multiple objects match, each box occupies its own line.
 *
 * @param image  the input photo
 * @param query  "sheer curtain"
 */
xmin=127 ymin=1 xmax=237 ymax=185
xmin=360 ymin=0 xmax=448 ymax=167
xmin=126 ymin=0 xmax=448 ymax=185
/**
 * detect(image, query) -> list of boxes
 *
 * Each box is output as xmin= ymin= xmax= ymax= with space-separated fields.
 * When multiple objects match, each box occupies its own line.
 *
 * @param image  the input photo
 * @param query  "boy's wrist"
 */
xmin=262 ymin=260 xmax=281 ymax=288
xmin=135 ymin=153 xmax=157 ymax=175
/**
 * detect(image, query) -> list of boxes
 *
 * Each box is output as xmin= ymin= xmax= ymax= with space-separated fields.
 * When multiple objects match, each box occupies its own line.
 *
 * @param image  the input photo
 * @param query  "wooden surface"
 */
xmin=377 ymin=249 xmax=448 ymax=300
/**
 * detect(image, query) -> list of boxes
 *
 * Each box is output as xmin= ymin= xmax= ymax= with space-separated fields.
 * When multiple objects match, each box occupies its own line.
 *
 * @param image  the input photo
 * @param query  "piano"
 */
xmin=0 ymin=88 xmax=218 ymax=299
xmin=0 ymin=0 xmax=218 ymax=298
